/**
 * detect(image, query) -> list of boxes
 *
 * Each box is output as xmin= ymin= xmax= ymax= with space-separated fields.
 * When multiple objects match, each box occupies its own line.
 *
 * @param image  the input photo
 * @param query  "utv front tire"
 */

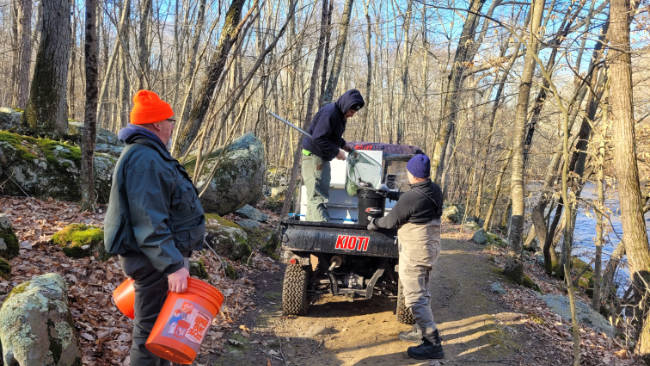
xmin=282 ymin=264 xmax=309 ymax=315
xmin=396 ymin=280 xmax=415 ymax=324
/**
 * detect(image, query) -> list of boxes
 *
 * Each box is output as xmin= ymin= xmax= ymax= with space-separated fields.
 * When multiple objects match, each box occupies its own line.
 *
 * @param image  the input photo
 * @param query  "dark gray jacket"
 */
xmin=104 ymin=126 xmax=205 ymax=275
xmin=302 ymin=89 xmax=365 ymax=161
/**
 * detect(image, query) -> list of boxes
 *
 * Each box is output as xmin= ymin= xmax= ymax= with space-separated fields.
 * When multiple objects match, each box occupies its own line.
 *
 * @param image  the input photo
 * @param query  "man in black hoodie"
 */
xmin=368 ymin=154 xmax=444 ymax=360
xmin=301 ymin=89 xmax=365 ymax=221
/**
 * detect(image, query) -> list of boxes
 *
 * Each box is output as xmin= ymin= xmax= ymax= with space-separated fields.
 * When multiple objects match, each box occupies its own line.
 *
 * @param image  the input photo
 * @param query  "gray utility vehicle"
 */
xmin=280 ymin=143 xmax=422 ymax=324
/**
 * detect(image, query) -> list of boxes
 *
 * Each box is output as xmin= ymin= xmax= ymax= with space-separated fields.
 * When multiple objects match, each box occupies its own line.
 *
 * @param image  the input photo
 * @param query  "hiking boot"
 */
xmin=407 ymin=338 xmax=444 ymax=360
xmin=407 ymin=330 xmax=444 ymax=360
xmin=398 ymin=326 xmax=423 ymax=343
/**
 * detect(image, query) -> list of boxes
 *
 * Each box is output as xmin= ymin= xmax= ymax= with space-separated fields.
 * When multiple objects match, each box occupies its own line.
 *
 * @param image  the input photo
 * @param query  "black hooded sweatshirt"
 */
xmin=302 ymin=89 xmax=365 ymax=161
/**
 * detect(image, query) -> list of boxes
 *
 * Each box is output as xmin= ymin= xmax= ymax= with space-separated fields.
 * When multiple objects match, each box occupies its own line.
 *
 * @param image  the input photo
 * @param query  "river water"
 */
xmin=564 ymin=182 xmax=650 ymax=294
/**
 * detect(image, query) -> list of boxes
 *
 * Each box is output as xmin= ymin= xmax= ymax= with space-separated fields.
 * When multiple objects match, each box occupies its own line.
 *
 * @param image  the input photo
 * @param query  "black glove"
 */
xmin=367 ymin=217 xmax=379 ymax=231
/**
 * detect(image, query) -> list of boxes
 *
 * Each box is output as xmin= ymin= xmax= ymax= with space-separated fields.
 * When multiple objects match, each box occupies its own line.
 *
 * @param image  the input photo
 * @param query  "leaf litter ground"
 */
xmin=0 ymin=195 xmax=280 ymax=365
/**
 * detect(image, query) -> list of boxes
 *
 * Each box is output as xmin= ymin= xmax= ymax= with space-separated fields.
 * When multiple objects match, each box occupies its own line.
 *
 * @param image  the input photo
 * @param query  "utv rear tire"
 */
xmin=282 ymin=264 xmax=309 ymax=315
xmin=397 ymin=280 xmax=415 ymax=324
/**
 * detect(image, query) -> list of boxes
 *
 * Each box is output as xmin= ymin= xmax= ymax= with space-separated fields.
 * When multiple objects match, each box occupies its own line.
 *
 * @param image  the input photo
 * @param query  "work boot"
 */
xmin=407 ymin=330 xmax=444 ymax=360
xmin=398 ymin=325 xmax=422 ymax=343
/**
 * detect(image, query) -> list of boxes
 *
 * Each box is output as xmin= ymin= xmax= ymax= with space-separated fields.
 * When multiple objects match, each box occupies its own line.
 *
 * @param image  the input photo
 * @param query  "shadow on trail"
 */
xmin=305 ymin=294 xmax=397 ymax=319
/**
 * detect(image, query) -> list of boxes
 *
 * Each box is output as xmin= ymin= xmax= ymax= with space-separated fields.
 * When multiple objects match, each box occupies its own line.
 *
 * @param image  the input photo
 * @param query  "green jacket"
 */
xmin=104 ymin=133 xmax=205 ymax=275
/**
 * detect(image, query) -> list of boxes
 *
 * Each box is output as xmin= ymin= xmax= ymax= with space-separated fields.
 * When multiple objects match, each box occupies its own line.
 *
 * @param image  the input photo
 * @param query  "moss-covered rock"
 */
xmin=205 ymin=215 xmax=251 ymax=261
xmin=52 ymin=224 xmax=108 ymax=260
xmin=190 ymin=133 xmax=265 ymax=215
xmin=486 ymin=232 xmax=507 ymax=248
xmin=442 ymin=204 xmax=463 ymax=223
xmin=0 ymin=214 xmax=19 ymax=259
xmin=0 ymin=130 xmax=116 ymax=203
xmin=0 ymin=257 xmax=10 ymax=279
xmin=224 ymin=262 xmax=239 ymax=280
xmin=522 ymin=274 xmax=541 ymax=292
xmin=189 ymin=260 xmax=208 ymax=279
xmin=0 ymin=273 xmax=81 ymax=365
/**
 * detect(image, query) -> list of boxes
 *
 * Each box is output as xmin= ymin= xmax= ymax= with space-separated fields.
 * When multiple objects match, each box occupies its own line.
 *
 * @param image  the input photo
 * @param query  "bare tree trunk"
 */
xmin=180 ymin=0 xmax=208 ymax=123
xmin=607 ymin=0 xmax=650 ymax=359
xmin=14 ymin=0 xmax=32 ymax=108
xmin=23 ymin=0 xmax=71 ymax=137
xmin=96 ymin=0 xmax=131 ymax=127
xmin=173 ymin=0 xmax=247 ymax=157
xmin=68 ymin=0 xmax=77 ymax=120
xmin=137 ymin=0 xmax=152 ymax=89
xmin=81 ymin=0 xmax=98 ymax=211
xmin=321 ymin=0 xmax=354 ymax=104
xmin=602 ymin=241 xmax=625 ymax=307
xmin=504 ymin=0 xmax=545 ymax=283
xmin=319 ymin=0 xmax=333 ymax=105
xmin=430 ymin=0 xmax=487 ymax=182
xmin=592 ymin=129 xmax=606 ymax=310
xmin=483 ymin=150 xmax=512 ymax=232
xmin=360 ymin=0 xmax=372 ymax=139
xmin=396 ymin=0 xmax=413 ymax=144
xmin=474 ymin=39 xmax=520 ymax=218
xmin=282 ymin=0 xmax=330 ymax=218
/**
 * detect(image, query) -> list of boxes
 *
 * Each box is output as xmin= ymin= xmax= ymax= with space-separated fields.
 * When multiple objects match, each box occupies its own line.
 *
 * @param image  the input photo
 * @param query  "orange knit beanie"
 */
xmin=129 ymin=90 xmax=174 ymax=125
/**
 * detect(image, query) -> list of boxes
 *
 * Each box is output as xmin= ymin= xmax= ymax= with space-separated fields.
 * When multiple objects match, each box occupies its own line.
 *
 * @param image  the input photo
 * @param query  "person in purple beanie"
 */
xmin=367 ymin=153 xmax=445 ymax=360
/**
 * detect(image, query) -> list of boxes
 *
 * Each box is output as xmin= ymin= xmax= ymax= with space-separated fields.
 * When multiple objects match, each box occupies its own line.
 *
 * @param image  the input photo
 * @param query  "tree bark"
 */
xmin=430 ymin=0 xmax=487 ymax=182
xmin=321 ymin=0 xmax=354 ymax=104
xmin=14 ymin=0 xmax=32 ymax=109
xmin=483 ymin=150 xmax=512 ymax=232
xmin=96 ymin=0 xmax=131 ymax=128
xmin=137 ymin=0 xmax=152 ymax=89
xmin=282 ymin=0 xmax=330 ymax=218
xmin=592 ymin=131 xmax=606 ymax=310
xmin=173 ymin=0 xmax=247 ymax=157
xmin=607 ymin=0 xmax=650 ymax=359
xmin=23 ymin=0 xmax=71 ymax=137
xmin=81 ymin=0 xmax=98 ymax=211
xmin=504 ymin=0 xmax=545 ymax=283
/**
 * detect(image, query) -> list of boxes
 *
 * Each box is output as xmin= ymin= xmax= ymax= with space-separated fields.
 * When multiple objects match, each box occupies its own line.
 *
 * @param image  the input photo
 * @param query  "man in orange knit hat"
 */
xmin=104 ymin=90 xmax=205 ymax=365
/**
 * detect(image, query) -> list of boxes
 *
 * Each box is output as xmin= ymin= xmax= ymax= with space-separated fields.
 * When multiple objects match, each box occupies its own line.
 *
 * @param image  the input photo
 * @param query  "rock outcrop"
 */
xmin=196 ymin=133 xmax=265 ymax=215
xmin=0 ymin=130 xmax=115 ymax=202
xmin=0 ymin=273 xmax=81 ymax=366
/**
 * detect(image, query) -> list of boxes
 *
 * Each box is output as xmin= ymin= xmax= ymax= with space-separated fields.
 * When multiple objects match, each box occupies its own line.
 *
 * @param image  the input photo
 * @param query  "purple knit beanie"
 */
xmin=407 ymin=154 xmax=431 ymax=178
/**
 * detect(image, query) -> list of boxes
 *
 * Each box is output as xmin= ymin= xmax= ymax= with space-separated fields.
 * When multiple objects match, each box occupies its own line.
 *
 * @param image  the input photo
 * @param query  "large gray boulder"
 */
xmin=205 ymin=216 xmax=251 ymax=261
xmin=472 ymin=229 xmax=487 ymax=244
xmin=235 ymin=204 xmax=269 ymax=222
xmin=0 ymin=273 xmax=81 ymax=366
xmin=68 ymin=121 xmax=123 ymax=157
xmin=0 ymin=130 xmax=115 ymax=202
xmin=197 ymin=133 xmax=265 ymax=215
xmin=538 ymin=294 xmax=614 ymax=338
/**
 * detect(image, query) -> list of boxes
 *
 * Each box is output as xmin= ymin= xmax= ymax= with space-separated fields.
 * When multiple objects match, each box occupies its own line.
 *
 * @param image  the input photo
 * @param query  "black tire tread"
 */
xmin=396 ymin=279 xmax=415 ymax=324
xmin=282 ymin=264 xmax=309 ymax=315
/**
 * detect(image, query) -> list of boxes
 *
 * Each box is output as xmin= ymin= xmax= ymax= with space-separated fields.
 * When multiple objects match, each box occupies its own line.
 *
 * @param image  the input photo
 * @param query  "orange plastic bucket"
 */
xmin=112 ymin=278 xmax=135 ymax=319
xmin=145 ymin=278 xmax=224 ymax=364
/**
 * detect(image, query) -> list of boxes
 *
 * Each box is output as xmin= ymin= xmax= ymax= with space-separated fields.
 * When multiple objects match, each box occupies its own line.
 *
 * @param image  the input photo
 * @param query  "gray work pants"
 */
xmin=120 ymin=255 xmax=171 ymax=366
xmin=397 ymin=219 xmax=441 ymax=343
xmin=301 ymin=153 xmax=331 ymax=222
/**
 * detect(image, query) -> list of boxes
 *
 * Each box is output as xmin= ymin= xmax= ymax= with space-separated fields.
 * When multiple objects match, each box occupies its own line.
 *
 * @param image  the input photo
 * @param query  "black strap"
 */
xmin=412 ymin=186 xmax=442 ymax=217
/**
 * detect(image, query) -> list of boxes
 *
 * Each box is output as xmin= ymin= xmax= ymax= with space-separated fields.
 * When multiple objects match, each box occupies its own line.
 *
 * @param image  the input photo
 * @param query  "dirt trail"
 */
xmin=211 ymin=230 xmax=532 ymax=366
